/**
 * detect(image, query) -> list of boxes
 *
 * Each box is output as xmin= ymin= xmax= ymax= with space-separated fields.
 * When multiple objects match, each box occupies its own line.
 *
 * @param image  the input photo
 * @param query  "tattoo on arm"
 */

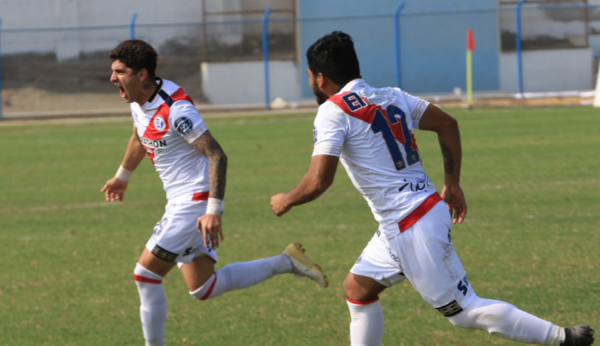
xmin=191 ymin=131 xmax=228 ymax=200
xmin=439 ymin=138 xmax=454 ymax=175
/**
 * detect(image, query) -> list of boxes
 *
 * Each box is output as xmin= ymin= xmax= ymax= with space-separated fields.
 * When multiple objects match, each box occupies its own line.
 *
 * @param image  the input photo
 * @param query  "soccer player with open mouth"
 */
xmin=101 ymin=39 xmax=328 ymax=346
xmin=270 ymin=31 xmax=595 ymax=346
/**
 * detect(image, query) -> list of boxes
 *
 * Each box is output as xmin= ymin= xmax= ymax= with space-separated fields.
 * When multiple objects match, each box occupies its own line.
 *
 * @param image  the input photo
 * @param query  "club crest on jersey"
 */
xmin=175 ymin=117 xmax=193 ymax=136
xmin=154 ymin=115 xmax=166 ymax=131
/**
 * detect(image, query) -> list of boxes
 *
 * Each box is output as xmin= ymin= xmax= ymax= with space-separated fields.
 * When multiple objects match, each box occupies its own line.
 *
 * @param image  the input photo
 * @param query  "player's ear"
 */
xmin=138 ymin=68 xmax=149 ymax=82
xmin=317 ymin=73 xmax=327 ymax=89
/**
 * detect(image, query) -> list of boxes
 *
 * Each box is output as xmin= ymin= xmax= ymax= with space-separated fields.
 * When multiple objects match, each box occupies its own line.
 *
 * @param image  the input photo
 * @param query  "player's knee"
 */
xmin=343 ymin=274 xmax=379 ymax=302
xmin=343 ymin=275 xmax=359 ymax=300
xmin=189 ymin=273 xmax=217 ymax=301
xmin=446 ymin=296 xmax=483 ymax=329
xmin=448 ymin=310 xmax=475 ymax=329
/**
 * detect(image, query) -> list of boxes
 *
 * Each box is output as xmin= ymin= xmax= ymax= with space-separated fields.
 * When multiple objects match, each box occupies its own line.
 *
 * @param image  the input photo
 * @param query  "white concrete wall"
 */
xmin=0 ymin=0 xmax=203 ymax=59
xmin=201 ymin=60 xmax=302 ymax=104
xmin=499 ymin=48 xmax=594 ymax=93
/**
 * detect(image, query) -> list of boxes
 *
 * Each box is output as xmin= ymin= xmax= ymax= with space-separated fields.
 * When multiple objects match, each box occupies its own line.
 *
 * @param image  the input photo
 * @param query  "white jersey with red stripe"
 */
xmin=312 ymin=79 xmax=437 ymax=238
xmin=130 ymin=78 xmax=209 ymax=201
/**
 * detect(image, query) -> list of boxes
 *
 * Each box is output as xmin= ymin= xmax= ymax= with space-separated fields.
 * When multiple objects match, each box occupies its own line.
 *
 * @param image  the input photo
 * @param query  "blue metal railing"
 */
xmin=0 ymin=4 xmax=598 ymax=117
xmin=516 ymin=0 xmax=528 ymax=95
xmin=262 ymin=8 xmax=272 ymax=110
xmin=394 ymin=2 xmax=406 ymax=89
xmin=130 ymin=13 xmax=137 ymax=40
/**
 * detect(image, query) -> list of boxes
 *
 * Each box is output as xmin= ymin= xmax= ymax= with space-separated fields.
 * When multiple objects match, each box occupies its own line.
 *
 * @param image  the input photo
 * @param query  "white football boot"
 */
xmin=282 ymin=243 xmax=328 ymax=288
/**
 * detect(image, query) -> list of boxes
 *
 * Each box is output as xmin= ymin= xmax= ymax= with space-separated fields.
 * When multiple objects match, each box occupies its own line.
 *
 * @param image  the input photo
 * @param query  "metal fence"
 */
xmin=1 ymin=2 xmax=598 ymax=118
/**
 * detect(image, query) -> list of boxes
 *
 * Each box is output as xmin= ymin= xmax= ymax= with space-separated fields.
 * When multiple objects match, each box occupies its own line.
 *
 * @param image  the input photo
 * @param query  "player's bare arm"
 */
xmin=190 ymin=130 xmax=228 ymax=248
xmin=271 ymin=154 xmax=339 ymax=217
xmin=100 ymin=126 xmax=146 ymax=202
xmin=418 ymin=104 xmax=466 ymax=224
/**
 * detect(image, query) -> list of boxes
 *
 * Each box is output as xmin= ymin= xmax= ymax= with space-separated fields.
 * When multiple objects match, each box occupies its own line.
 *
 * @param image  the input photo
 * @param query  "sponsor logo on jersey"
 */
xmin=141 ymin=137 xmax=168 ymax=148
xmin=154 ymin=115 xmax=166 ymax=131
xmin=175 ymin=117 xmax=193 ymax=136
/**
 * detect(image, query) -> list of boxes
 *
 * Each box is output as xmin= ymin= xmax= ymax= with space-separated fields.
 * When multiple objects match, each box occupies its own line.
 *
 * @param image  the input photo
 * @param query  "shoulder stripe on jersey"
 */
xmin=158 ymin=88 xmax=195 ymax=108
xmin=170 ymin=88 xmax=195 ymax=105
xmin=158 ymin=90 xmax=174 ymax=107
xmin=328 ymin=92 xmax=374 ymax=123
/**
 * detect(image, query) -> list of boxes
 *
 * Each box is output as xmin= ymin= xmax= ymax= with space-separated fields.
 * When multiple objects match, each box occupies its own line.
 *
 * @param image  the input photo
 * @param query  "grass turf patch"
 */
xmin=0 ymin=107 xmax=598 ymax=345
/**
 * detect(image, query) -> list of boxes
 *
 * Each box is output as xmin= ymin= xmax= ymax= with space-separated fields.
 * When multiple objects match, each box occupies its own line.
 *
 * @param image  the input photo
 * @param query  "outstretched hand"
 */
xmin=197 ymin=214 xmax=223 ymax=249
xmin=100 ymin=177 xmax=129 ymax=202
xmin=441 ymin=185 xmax=467 ymax=224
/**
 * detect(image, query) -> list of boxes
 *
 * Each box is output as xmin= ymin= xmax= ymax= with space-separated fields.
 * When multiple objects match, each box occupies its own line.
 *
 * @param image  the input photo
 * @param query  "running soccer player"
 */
xmin=270 ymin=32 xmax=595 ymax=346
xmin=101 ymin=40 xmax=328 ymax=346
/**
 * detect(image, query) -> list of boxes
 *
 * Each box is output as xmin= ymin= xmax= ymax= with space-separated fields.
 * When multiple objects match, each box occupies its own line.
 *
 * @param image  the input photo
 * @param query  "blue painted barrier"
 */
xmin=262 ymin=8 xmax=272 ymax=110
xmin=130 ymin=13 xmax=137 ymax=40
xmin=394 ymin=2 xmax=406 ymax=89
xmin=516 ymin=0 xmax=528 ymax=94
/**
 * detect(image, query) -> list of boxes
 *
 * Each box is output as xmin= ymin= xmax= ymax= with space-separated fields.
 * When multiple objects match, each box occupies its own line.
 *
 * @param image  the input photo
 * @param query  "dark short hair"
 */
xmin=306 ymin=31 xmax=361 ymax=86
xmin=110 ymin=39 xmax=157 ymax=78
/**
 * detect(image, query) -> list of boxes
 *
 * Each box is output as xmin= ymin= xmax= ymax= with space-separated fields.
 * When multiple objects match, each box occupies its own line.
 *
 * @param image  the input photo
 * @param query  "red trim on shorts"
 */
xmin=200 ymin=273 xmax=217 ymax=300
xmin=346 ymin=297 xmax=379 ymax=305
xmin=398 ymin=192 xmax=443 ymax=233
xmin=192 ymin=192 xmax=210 ymax=201
xmin=134 ymin=275 xmax=162 ymax=284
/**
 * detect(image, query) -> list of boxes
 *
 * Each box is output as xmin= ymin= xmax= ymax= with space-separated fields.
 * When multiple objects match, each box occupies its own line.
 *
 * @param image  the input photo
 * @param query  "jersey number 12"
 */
xmin=371 ymin=105 xmax=420 ymax=171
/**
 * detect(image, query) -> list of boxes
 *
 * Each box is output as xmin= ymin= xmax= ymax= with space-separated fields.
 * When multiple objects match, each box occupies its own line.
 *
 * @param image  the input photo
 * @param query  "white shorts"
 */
xmin=145 ymin=200 xmax=218 ymax=264
xmin=350 ymin=201 xmax=476 ymax=316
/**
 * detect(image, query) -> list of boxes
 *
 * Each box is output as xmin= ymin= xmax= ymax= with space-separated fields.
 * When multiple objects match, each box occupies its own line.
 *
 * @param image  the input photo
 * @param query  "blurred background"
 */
xmin=0 ymin=0 xmax=599 ymax=117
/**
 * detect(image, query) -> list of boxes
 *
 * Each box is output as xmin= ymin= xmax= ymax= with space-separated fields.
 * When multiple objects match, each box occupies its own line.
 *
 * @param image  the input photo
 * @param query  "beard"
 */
xmin=311 ymin=80 xmax=329 ymax=105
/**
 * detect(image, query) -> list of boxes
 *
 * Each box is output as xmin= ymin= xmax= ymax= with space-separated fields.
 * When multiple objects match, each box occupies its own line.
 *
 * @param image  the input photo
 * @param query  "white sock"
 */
xmin=134 ymin=264 xmax=167 ymax=346
xmin=448 ymin=296 xmax=561 ymax=345
xmin=347 ymin=298 xmax=384 ymax=346
xmin=190 ymin=254 xmax=292 ymax=300
xmin=546 ymin=324 xmax=566 ymax=346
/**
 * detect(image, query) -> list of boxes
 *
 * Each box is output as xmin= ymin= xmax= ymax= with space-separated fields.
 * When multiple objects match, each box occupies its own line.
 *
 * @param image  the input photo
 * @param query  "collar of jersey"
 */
xmin=339 ymin=78 xmax=364 ymax=93
xmin=145 ymin=77 xmax=164 ymax=105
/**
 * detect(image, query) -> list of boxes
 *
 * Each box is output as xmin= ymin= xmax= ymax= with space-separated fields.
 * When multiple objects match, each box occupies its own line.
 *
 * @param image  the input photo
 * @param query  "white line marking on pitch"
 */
xmin=467 ymin=179 xmax=599 ymax=191
xmin=463 ymin=213 xmax=598 ymax=223
xmin=0 ymin=200 xmax=162 ymax=214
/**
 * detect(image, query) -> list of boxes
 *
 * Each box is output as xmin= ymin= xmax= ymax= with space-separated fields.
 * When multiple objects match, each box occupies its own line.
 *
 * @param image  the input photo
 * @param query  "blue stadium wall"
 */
xmin=298 ymin=0 xmax=500 ymax=97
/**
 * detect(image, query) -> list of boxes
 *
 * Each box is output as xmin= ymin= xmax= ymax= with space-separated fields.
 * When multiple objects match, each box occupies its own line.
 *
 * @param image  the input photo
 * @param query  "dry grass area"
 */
xmin=0 ymin=87 xmax=595 ymax=120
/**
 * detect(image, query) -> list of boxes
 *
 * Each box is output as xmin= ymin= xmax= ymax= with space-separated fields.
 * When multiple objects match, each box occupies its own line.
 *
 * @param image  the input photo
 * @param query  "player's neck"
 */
xmin=135 ymin=79 xmax=159 ymax=105
xmin=322 ymin=83 xmax=341 ymax=98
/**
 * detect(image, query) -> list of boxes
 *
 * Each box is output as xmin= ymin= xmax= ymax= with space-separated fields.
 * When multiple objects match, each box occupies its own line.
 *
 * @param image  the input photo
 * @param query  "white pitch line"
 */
xmin=466 ymin=179 xmax=600 ymax=191
xmin=0 ymin=194 xmax=273 ymax=215
xmin=2 ymin=179 xmax=598 ymax=215
xmin=0 ymin=200 xmax=162 ymax=214
xmin=463 ymin=213 xmax=598 ymax=223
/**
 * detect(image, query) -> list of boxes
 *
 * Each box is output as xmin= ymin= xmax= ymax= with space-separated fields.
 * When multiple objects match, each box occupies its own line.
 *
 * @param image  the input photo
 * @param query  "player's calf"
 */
xmin=134 ymin=263 xmax=167 ymax=346
xmin=189 ymin=244 xmax=327 ymax=300
xmin=189 ymin=252 xmax=294 ymax=300
xmin=446 ymin=295 xmax=595 ymax=346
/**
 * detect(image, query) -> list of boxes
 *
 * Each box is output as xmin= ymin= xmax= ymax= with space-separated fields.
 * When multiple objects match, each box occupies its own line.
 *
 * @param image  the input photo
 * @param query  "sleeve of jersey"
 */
xmin=169 ymin=101 xmax=208 ymax=144
xmin=311 ymin=103 xmax=349 ymax=158
xmin=402 ymin=91 xmax=430 ymax=130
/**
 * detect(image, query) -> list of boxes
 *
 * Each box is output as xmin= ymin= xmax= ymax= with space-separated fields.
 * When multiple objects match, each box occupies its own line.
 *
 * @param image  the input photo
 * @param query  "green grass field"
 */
xmin=0 ymin=107 xmax=598 ymax=346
